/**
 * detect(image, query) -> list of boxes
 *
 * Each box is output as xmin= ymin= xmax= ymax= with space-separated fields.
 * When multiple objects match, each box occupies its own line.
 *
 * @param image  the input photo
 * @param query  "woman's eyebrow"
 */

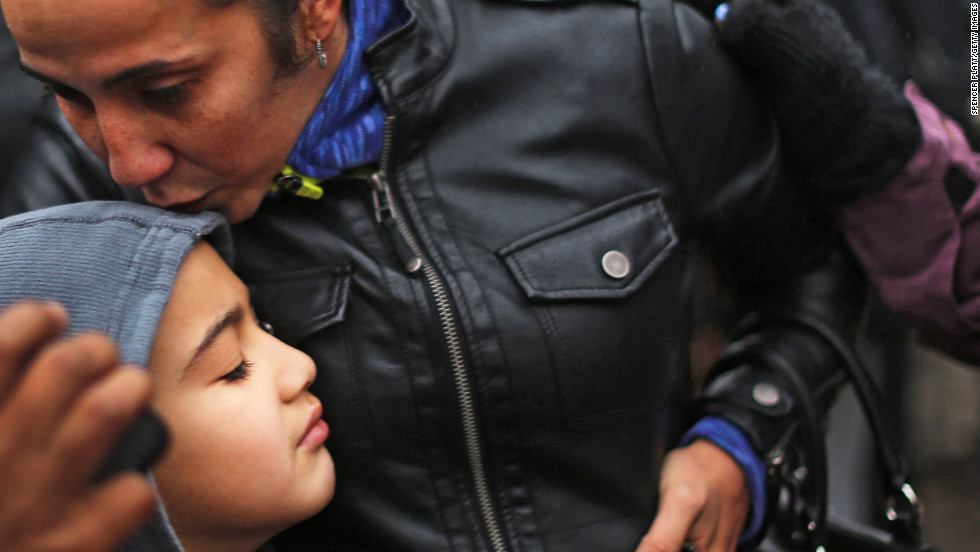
xmin=182 ymin=305 xmax=245 ymax=379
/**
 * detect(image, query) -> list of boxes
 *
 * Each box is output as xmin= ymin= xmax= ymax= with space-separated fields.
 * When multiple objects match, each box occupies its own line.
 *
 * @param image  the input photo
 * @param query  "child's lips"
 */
xmin=299 ymin=402 xmax=329 ymax=448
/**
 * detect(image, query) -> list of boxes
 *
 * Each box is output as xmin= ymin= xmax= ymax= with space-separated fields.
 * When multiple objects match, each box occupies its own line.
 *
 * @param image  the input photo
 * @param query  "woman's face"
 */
xmin=148 ymin=243 xmax=334 ymax=550
xmin=3 ymin=0 xmax=331 ymax=223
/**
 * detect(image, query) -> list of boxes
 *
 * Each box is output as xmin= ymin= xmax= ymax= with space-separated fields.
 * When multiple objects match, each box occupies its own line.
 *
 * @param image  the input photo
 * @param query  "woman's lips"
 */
xmin=299 ymin=403 xmax=329 ymax=448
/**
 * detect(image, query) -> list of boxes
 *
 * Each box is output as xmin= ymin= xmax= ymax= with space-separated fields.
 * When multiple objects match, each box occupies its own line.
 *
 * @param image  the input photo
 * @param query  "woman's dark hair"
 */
xmin=206 ymin=0 xmax=309 ymax=76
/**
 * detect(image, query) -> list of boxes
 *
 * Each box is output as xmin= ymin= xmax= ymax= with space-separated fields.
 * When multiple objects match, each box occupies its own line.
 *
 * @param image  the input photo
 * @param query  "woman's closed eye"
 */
xmin=142 ymin=83 xmax=188 ymax=105
xmin=221 ymin=358 xmax=254 ymax=382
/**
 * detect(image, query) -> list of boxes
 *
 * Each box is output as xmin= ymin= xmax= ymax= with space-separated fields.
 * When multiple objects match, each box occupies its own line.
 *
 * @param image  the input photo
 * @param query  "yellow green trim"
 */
xmin=271 ymin=166 xmax=325 ymax=200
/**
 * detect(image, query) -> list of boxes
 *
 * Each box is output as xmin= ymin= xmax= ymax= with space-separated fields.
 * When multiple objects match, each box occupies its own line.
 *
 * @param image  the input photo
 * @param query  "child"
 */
xmin=0 ymin=201 xmax=335 ymax=552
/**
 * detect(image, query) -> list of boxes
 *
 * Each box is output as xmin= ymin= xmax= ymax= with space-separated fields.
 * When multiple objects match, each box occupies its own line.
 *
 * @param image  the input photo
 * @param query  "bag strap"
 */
xmin=739 ymin=312 xmax=925 ymax=548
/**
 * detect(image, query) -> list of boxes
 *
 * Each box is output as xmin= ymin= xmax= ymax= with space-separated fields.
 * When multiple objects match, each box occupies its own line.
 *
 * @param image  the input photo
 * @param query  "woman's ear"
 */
xmin=299 ymin=0 xmax=345 ymax=48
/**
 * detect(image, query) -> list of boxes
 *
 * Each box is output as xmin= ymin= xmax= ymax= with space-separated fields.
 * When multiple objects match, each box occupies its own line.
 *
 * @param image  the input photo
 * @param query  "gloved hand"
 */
xmin=714 ymin=0 xmax=922 ymax=204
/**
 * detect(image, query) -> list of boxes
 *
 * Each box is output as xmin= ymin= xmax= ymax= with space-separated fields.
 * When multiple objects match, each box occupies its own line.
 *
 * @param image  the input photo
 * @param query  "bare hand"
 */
xmin=635 ymin=440 xmax=750 ymax=552
xmin=0 ymin=302 xmax=156 ymax=552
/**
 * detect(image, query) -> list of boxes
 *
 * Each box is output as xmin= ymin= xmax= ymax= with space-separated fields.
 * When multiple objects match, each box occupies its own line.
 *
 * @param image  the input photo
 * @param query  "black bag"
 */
xmin=746 ymin=317 xmax=942 ymax=552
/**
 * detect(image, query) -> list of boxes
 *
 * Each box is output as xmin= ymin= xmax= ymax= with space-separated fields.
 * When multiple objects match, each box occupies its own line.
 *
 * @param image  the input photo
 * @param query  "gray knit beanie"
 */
xmin=0 ymin=201 xmax=233 ymax=368
xmin=0 ymin=201 xmax=234 ymax=552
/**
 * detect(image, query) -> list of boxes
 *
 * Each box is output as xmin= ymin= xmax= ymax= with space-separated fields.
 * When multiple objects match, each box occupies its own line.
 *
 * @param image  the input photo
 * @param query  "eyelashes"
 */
xmin=41 ymin=82 xmax=190 ymax=109
xmin=141 ymin=83 xmax=188 ymax=105
xmin=217 ymin=321 xmax=273 ymax=383
xmin=221 ymin=358 xmax=254 ymax=382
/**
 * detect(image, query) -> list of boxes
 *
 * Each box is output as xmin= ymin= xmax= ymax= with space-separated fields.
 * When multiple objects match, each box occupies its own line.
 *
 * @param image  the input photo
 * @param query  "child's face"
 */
xmin=147 ymin=242 xmax=334 ymax=548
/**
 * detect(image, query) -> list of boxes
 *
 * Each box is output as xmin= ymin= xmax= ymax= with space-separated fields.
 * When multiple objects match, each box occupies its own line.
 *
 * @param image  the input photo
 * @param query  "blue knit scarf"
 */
xmin=286 ymin=0 xmax=409 ymax=180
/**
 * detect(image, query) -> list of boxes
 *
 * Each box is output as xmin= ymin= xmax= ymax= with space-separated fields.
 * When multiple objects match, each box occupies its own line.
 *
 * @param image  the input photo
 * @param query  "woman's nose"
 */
xmin=96 ymin=106 xmax=175 ymax=189
xmin=277 ymin=344 xmax=317 ymax=403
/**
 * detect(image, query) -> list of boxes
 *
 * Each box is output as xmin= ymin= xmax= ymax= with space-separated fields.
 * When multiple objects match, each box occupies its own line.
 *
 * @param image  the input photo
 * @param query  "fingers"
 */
xmin=36 ymin=473 xmax=156 ymax=552
xmin=0 ymin=303 xmax=155 ymax=552
xmin=4 ymin=332 xmax=121 ymax=449
xmin=637 ymin=441 xmax=751 ymax=552
xmin=51 ymin=366 xmax=152 ymax=489
xmin=710 ymin=513 xmax=742 ymax=552
xmin=0 ymin=302 xmax=68 ymax=408
xmin=686 ymin=441 xmax=749 ymax=552
xmin=636 ymin=478 xmax=704 ymax=552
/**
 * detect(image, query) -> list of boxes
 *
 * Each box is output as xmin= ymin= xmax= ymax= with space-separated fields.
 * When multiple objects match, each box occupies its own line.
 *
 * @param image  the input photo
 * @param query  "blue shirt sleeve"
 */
xmin=679 ymin=416 xmax=767 ymax=544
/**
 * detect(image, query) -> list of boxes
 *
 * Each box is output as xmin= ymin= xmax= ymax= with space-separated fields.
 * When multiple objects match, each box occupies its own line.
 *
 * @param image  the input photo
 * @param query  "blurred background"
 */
xmin=2 ymin=1 xmax=978 ymax=551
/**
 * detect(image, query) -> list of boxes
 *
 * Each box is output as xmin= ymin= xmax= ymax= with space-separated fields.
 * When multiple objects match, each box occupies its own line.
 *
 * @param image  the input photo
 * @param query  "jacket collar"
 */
xmin=364 ymin=0 xmax=454 ymax=106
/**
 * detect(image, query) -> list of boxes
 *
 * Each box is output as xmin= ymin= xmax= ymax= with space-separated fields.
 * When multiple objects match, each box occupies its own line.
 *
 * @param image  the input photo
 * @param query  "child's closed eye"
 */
xmin=221 ymin=358 xmax=254 ymax=382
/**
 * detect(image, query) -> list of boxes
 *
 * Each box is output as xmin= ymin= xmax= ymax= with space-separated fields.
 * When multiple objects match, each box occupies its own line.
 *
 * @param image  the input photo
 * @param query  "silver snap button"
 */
xmin=601 ymin=250 xmax=630 ymax=279
xmin=752 ymin=382 xmax=781 ymax=407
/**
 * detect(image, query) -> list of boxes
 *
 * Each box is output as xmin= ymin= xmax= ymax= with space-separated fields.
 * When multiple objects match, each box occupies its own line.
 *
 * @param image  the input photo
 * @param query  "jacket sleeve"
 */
xmin=0 ymin=95 xmax=135 ymax=219
xmin=840 ymin=82 xmax=980 ymax=365
xmin=651 ymin=0 xmax=866 ymax=513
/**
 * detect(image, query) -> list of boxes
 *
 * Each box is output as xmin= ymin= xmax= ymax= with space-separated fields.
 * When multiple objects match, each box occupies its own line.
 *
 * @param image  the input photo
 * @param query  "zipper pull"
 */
xmin=371 ymin=170 xmax=423 ymax=274
xmin=370 ymin=171 xmax=393 ymax=223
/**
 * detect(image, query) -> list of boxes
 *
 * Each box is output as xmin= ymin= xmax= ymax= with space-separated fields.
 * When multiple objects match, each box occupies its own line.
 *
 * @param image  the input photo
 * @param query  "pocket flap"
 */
xmin=246 ymin=267 xmax=352 ymax=345
xmin=497 ymin=191 xmax=676 ymax=300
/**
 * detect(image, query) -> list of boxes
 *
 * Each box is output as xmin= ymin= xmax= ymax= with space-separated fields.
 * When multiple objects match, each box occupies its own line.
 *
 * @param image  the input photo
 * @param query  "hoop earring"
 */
xmin=315 ymin=39 xmax=327 ymax=70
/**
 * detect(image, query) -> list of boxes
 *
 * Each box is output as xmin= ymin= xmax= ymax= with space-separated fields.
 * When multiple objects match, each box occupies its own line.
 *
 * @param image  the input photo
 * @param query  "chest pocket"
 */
xmin=246 ymin=266 xmax=352 ymax=346
xmin=498 ymin=190 xmax=677 ymax=300
xmin=497 ymin=190 xmax=685 ymax=426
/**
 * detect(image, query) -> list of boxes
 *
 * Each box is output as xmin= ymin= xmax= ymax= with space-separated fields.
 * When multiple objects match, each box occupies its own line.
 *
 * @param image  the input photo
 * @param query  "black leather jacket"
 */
xmin=2 ymin=1 xmax=865 ymax=550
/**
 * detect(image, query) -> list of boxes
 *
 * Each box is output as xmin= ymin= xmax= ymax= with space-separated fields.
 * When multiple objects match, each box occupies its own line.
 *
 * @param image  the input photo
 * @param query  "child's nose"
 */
xmin=277 ymin=344 xmax=317 ymax=402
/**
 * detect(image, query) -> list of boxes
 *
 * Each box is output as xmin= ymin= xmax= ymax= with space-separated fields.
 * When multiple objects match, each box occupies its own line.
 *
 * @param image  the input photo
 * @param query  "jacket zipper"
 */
xmin=370 ymin=115 xmax=508 ymax=552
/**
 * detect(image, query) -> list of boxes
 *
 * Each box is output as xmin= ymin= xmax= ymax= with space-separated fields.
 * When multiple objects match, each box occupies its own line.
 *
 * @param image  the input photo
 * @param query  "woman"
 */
xmin=0 ymin=0 xmax=866 ymax=551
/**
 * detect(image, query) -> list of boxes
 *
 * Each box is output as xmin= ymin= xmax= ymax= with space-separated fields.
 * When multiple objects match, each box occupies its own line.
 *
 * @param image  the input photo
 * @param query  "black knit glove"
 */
xmin=715 ymin=0 xmax=922 ymax=204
